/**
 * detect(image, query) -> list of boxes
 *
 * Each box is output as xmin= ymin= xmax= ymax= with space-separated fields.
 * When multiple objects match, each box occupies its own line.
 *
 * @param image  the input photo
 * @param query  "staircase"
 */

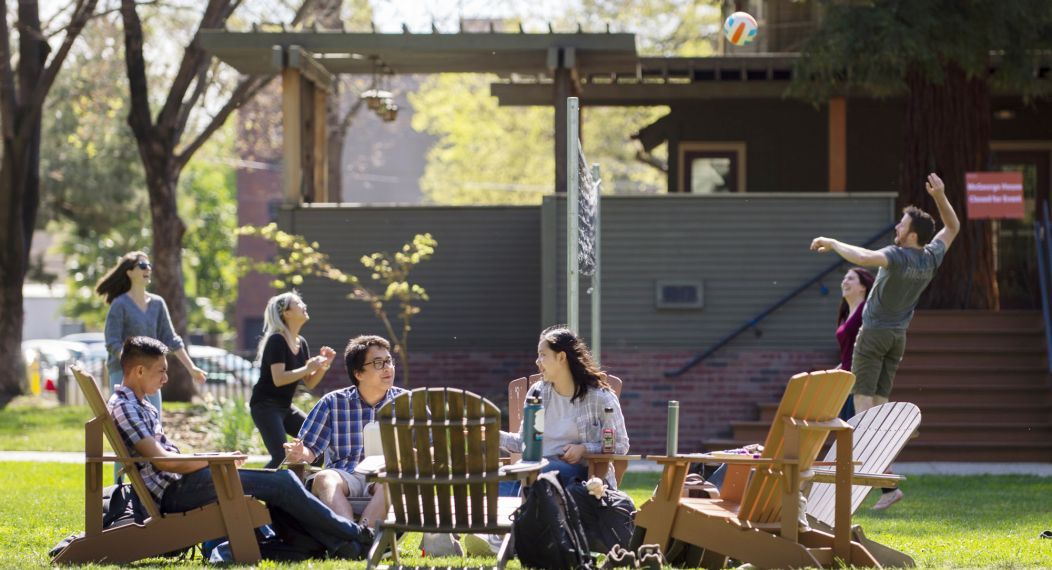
xmin=705 ymin=310 xmax=1052 ymax=462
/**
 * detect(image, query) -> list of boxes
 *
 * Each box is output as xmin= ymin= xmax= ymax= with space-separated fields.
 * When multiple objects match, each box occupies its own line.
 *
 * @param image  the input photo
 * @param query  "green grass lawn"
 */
xmin=0 ymin=401 xmax=196 ymax=452
xmin=2 ymin=463 xmax=1050 ymax=568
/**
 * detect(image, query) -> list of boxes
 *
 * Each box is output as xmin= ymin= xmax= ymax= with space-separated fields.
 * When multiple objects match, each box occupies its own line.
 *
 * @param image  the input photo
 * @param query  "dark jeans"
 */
xmin=499 ymin=456 xmax=590 ymax=496
xmin=161 ymin=468 xmax=366 ymax=553
xmin=251 ymin=400 xmax=307 ymax=468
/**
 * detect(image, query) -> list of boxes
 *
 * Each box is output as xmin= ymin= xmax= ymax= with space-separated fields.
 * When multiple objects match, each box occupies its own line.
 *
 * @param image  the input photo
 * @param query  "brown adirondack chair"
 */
xmin=53 ymin=364 xmax=270 ymax=565
xmin=634 ymin=369 xmax=891 ymax=569
xmin=365 ymin=387 xmax=539 ymax=569
xmin=508 ymin=373 xmax=636 ymax=486
xmin=805 ymin=401 xmax=922 ymax=568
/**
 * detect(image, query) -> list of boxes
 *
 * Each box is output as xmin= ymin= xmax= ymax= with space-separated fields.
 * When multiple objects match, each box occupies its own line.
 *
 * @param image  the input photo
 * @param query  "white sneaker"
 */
xmin=872 ymin=488 xmax=904 ymax=511
xmin=420 ymin=532 xmax=463 ymax=557
xmin=462 ymin=533 xmax=503 ymax=556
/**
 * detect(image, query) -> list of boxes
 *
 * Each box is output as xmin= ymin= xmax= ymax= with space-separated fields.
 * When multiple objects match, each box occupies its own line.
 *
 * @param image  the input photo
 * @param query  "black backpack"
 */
xmin=565 ymin=481 xmax=636 ymax=554
xmin=511 ymin=472 xmax=595 ymax=570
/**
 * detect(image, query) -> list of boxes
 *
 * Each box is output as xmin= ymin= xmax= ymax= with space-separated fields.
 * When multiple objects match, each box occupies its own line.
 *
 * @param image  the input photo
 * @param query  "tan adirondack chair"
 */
xmin=806 ymin=401 xmax=922 ymax=568
xmin=53 ymin=364 xmax=270 ymax=565
xmin=508 ymin=373 xmax=636 ymax=486
xmin=634 ymin=369 xmax=890 ymax=569
xmin=365 ymin=387 xmax=539 ymax=569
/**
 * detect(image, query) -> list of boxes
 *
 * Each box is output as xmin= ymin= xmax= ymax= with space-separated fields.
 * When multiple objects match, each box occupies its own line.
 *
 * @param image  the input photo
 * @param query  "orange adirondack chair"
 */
xmin=634 ymin=369 xmax=895 ymax=569
xmin=53 ymin=365 xmax=270 ymax=565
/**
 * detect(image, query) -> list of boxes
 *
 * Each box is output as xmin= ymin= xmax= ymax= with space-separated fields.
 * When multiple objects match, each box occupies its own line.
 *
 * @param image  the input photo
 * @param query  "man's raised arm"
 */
xmin=926 ymin=173 xmax=960 ymax=249
xmin=810 ymin=237 xmax=888 ymax=268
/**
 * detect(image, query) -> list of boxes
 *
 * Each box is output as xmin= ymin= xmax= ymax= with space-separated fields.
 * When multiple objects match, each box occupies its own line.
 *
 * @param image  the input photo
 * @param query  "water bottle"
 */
xmin=522 ymin=396 xmax=544 ymax=462
xmin=601 ymin=406 xmax=615 ymax=454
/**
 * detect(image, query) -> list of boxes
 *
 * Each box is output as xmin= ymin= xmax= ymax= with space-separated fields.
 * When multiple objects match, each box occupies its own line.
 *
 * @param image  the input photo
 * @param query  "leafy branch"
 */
xmin=237 ymin=224 xmax=436 ymax=386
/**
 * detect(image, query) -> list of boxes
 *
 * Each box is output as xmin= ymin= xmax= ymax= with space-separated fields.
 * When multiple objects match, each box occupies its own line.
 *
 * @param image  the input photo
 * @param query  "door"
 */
xmin=990 ymin=148 xmax=1051 ymax=309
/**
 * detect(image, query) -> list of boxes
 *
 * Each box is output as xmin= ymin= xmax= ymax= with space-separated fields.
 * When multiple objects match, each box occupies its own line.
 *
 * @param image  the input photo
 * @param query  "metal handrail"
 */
xmin=665 ymin=222 xmax=897 ymax=377
xmin=1035 ymin=202 xmax=1052 ymax=374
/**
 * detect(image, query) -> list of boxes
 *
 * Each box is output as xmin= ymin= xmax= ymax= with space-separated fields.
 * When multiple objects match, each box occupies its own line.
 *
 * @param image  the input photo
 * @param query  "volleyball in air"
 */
xmin=723 ymin=11 xmax=758 ymax=47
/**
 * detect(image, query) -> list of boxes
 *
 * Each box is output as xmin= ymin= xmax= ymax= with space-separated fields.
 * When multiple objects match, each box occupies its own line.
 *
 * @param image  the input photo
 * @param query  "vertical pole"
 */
xmin=591 ymin=163 xmax=602 ymax=364
xmin=567 ymin=97 xmax=580 ymax=333
xmin=282 ymin=65 xmax=303 ymax=205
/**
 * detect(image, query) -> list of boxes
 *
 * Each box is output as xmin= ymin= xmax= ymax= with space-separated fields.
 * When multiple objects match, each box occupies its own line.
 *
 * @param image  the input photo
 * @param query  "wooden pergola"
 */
xmin=199 ymin=31 xmax=844 ymax=198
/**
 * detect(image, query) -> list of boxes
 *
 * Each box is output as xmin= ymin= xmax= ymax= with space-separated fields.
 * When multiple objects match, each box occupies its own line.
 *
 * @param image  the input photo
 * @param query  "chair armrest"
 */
xmin=811 ymin=468 xmax=905 ymax=488
xmin=648 ymin=454 xmax=783 ymax=466
xmin=581 ymin=453 xmax=642 ymax=462
xmin=86 ymin=453 xmax=246 ymax=464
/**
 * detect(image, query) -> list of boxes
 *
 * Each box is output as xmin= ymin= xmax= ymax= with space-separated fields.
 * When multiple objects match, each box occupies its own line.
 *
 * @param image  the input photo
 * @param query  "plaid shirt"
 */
xmin=298 ymin=386 xmax=408 ymax=472
xmin=108 ymin=385 xmax=182 ymax=504
xmin=501 ymin=380 xmax=630 ymax=455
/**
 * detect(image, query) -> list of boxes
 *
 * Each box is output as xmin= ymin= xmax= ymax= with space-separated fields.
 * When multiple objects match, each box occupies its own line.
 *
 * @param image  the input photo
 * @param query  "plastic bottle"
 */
xmin=601 ymin=406 xmax=615 ymax=454
xmin=522 ymin=396 xmax=544 ymax=462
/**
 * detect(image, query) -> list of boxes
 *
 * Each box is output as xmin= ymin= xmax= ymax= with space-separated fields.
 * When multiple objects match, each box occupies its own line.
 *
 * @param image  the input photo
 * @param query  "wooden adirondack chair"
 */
xmin=508 ymin=373 xmax=636 ymax=486
xmin=806 ymin=401 xmax=922 ymax=568
xmin=53 ymin=364 xmax=270 ymax=565
xmin=365 ymin=387 xmax=539 ymax=569
xmin=634 ymin=369 xmax=888 ymax=569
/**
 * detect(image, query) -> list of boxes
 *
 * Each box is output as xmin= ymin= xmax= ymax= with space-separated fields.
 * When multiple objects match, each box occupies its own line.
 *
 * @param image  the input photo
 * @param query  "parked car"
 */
xmin=21 ymin=339 xmax=90 ymax=400
xmin=187 ymin=345 xmax=259 ymax=386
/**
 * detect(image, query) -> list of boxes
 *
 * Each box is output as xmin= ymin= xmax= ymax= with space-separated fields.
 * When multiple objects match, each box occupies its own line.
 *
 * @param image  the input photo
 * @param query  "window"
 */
xmin=679 ymin=142 xmax=746 ymax=193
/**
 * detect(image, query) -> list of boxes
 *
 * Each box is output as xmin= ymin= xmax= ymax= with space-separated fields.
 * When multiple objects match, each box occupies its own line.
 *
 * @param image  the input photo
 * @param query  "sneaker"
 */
xmin=462 ymin=533 xmax=503 ymax=556
xmin=420 ymin=532 xmax=463 ymax=557
xmin=872 ymin=488 xmax=904 ymax=511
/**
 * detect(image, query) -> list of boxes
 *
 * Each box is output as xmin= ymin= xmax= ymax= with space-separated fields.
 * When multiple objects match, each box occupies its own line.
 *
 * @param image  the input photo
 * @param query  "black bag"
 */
xmin=511 ymin=472 xmax=595 ymax=570
xmin=566 ymin=482 xmax=636 ymax=553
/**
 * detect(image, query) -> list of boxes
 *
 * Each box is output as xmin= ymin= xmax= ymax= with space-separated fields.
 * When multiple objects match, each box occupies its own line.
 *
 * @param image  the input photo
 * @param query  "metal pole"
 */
xmin=591 ymin=163 xmax=601 ymax=364
xmin=567 ymin=97 xmax=579 ymax=332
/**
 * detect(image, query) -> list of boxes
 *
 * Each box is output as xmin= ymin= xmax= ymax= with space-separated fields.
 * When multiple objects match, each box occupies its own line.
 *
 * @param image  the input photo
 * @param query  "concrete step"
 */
xmin=905 ymin=333 xmax=1046 ymax=351
xmin=893 ymin=369 xmax=1050 ymax=387
xmin=757 ymin=401 xmax=1052 ymax=423
xmin=901 ymin=350 xmax=1046 ymax=368
xmin=893 ymin=385 xmax=1052 ymax=406
xmin=910 ymin=310 xmax=1044 ymax=331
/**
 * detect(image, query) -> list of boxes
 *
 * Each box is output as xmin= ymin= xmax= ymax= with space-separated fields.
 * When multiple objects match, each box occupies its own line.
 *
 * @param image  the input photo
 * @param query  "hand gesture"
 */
xmin=283 ymin=439 xmax=311 ymax=464
xmin=925 ymin=173 xmax=945 ymax=197
xmin=810 ymin=237 xmax=835 ymax=253
xmin=190 ymin=366 xmax=208 ymax=385
xmin=561 ymin=443 xmax=586 ymax=464
xmin=306 ymin=355 xmax=325 ymax=373
xmin=318 ymin=346 xmax=336 ymax=366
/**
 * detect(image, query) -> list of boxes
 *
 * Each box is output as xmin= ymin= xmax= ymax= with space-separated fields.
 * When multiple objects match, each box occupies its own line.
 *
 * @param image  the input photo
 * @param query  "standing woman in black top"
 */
xmin=250 ymin=292 xmax=336 ymax=468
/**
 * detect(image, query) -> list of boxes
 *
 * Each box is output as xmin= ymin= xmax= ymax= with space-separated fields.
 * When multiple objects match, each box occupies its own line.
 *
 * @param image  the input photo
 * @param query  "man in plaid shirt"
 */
xmin=285 ymin=335 xmax=406 ymax=527
xmin=108 ymin=336 xmax=373 ymax=559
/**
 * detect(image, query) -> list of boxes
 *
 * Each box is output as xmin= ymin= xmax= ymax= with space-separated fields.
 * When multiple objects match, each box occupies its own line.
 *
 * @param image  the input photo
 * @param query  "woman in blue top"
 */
xmin=250 ymin=292 xmax=335 ymax=468
xmin=500 ymin=325 xmax=629 ymax=488
xmin=96 ymin=251 xmax=207 ymax=414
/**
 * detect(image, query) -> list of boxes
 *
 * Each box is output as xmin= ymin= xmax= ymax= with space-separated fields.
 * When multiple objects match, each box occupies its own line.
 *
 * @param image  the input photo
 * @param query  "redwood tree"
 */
xmin=792 ymin=0 xmax=1052 ymax=309
xmin=0 ymin=0 xmax=97 ymax=405
xmin=120 ymin=0 xmax=274 ymax=400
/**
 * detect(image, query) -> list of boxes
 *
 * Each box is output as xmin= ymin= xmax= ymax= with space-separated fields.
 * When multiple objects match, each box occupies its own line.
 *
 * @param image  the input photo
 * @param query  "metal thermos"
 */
xmin=667 ymin=400 xmax=680 ymax=456
xmin=523 ymin=396 xmax=544 ymax=461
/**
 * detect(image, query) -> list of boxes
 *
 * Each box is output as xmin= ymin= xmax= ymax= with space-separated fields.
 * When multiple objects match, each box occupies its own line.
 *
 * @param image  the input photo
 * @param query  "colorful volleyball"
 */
xmin=723 ymin=11 xmax=758 ymax=47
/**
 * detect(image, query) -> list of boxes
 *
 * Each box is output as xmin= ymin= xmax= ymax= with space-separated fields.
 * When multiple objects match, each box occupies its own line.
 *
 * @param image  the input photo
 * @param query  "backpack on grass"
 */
xmin=511 ymin=472 xmax=594 ymax=570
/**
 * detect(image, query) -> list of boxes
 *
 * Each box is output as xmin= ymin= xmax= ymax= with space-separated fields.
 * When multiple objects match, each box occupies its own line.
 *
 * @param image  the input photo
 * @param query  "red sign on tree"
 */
xmin=965 ymin=172 xmax=1025 ymax=220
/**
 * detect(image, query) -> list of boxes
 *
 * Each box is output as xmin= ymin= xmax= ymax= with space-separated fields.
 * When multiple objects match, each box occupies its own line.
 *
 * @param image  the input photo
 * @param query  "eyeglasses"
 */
xmin=137 ymin=261 xmax=152 ymax=270
xmin=363 ymin=357 xmax=394 ymax=370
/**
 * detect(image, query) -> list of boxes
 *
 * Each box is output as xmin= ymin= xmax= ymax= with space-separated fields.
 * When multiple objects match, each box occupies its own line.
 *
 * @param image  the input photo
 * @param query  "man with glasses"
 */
xmin=284 ymin=335 xmax=405 ymax=527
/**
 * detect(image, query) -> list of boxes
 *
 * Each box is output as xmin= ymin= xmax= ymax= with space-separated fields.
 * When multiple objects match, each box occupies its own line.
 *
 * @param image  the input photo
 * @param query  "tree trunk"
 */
xmin=142 ymin=163 xmax=197 ymax=401
xmin=901 ymin=65 xmax=997 ymax=309
xmin=0 ymin=145 xmax=31 ymax=405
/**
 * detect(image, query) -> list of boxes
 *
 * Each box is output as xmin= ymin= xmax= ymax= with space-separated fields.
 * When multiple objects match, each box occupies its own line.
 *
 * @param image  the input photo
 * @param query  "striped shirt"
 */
xmin=501 ymin=380 xmax=630 ymax=456
xmin=107 ymin=385 xmax=182 ymax=503
xmin=298 ymin=386 xmax=408 ymax=472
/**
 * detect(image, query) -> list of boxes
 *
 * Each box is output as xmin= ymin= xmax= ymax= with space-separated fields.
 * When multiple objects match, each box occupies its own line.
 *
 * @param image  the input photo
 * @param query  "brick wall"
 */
xmin=314 ymin=347 xmax=833 ymax=454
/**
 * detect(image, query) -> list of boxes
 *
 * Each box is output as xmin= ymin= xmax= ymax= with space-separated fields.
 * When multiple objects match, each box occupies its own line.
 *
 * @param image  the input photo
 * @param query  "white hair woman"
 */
xmin=250 ymin=291 xmax=336 ymax=468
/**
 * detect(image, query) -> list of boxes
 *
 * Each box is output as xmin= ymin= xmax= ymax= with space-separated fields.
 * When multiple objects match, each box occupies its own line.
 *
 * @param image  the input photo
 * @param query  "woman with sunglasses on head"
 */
xmin=251 ymin=291 xmax=336 ymax=468
xmin=96 ymin=251 xmax=208 ymax=415
xmin=500 ymin=325 xmax=629 ymax=488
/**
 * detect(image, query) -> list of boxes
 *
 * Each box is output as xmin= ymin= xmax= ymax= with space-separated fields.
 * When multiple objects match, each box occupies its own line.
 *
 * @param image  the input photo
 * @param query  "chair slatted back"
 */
xmin=70 ymin=365 xmax=163 ymax=520
xmin=806 ymin=402 xmax=921 ymax=527
xmin=507 ymin=373 xmax=623 ymax=462
xmin=738 ymin=370 xmax=854 ymax=524
xmin=378 ymin=387 xmax=503 ymax=529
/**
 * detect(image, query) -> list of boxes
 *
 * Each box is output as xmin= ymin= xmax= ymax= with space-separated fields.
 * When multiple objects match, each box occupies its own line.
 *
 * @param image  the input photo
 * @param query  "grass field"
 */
xmin=2 ymin=462 xmax=1050 ymax=568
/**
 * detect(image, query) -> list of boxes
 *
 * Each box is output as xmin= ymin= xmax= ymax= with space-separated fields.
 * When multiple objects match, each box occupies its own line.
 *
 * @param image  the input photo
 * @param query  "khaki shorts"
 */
xmin=309 ymin=469 xmax=373 ymax=498
xmin=850 ymin=327 xmax=907 ymax=398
